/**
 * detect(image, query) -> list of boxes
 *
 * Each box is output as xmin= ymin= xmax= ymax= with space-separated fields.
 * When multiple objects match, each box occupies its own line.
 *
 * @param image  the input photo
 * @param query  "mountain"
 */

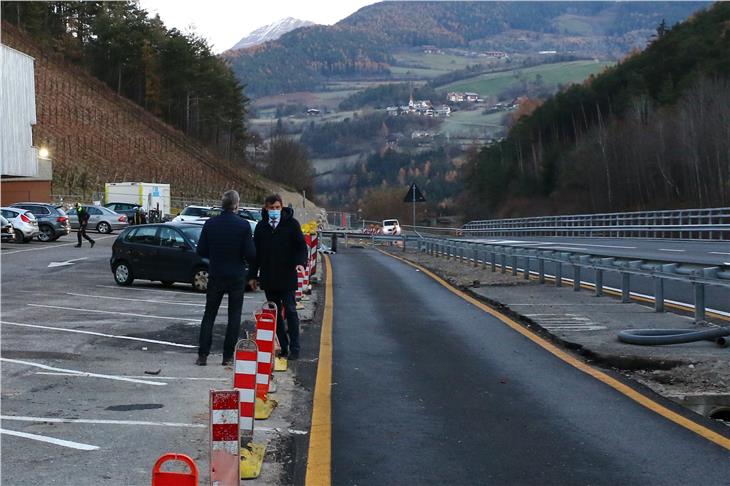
xmin=229 ymin=17 xmax=315 ymax=51
xmin=225 ymin=1 xmax=708 ymax=97
xmin=463 ymin=2 xmax=730 ymax=218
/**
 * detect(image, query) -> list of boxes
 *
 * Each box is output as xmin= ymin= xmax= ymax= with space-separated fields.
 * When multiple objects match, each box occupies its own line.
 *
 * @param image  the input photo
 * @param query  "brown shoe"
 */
xmin=195 ymin=355 xmax=207 ymax=366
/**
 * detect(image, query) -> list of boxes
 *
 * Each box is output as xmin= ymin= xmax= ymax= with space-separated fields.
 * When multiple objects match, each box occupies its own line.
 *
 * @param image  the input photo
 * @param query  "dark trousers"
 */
xmin=265 ymin=289 xmax=300 ymax=354
xmin=77 ymin=224 xmax=94 ymax=245
xmin=198 ymin=276 xmax=245 ymax=359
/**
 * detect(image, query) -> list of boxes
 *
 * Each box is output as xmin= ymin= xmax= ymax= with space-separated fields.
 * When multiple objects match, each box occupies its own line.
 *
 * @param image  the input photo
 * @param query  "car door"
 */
xmin=86 ymin=206 xmax=103 ymax=231
xmin=156 ymin=226 xmax=195 ymax=282
xmin=125 ymin=226 xmax=160 ymax=279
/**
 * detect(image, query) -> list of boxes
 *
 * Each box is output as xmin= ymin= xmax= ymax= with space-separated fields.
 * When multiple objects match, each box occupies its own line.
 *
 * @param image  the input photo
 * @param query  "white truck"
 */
xmin=104 ymin=182 xmax=171 ymax=216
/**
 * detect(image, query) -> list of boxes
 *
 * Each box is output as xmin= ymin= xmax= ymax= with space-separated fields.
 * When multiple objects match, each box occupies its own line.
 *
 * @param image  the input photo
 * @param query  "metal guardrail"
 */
xmin=463 ymin=207 xmax=730 ymax=240
xmin=415 ymin=237 xmax=730 ymax=323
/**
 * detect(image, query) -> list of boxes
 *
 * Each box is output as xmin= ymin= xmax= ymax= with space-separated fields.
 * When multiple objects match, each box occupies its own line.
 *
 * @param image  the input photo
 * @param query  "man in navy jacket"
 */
xmin=248 ymin=194 xmax=308 ymax=360
xmin=196 ymin=190 xmax=256 ymax=366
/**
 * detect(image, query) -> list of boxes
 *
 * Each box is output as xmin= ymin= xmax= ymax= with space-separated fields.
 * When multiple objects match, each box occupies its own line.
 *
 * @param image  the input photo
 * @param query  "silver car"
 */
xmin=1 ymin=207 xmax=39 ymax=243
xmin=67 ymin=205 xmax=128 ymax=234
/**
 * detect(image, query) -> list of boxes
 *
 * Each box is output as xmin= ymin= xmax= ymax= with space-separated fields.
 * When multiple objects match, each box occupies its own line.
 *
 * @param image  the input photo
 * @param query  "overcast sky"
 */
xmin=138 ymin=0 xmax=380 ymax=53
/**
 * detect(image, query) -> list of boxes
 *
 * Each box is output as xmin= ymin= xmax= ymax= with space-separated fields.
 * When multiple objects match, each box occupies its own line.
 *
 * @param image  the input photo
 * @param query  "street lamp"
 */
xmin=38 ymin=147 xmax=49 ymax=159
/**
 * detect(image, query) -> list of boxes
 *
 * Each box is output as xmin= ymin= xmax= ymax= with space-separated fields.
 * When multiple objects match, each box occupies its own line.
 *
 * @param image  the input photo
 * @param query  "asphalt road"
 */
xmin=329 ymin=248 xmax=730 ymax=485
xmin=0 ymin=234 xmax=270 ymax=484
xmin=466 ymin=236 xmax=730 ymax=266
xmin=461 ymin=237 xmax=730 ymax=317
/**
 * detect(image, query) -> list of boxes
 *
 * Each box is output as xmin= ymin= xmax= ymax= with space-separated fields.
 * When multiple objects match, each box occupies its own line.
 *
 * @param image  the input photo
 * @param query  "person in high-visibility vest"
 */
xmin=74 ymin=203 xmax=95 ymax=248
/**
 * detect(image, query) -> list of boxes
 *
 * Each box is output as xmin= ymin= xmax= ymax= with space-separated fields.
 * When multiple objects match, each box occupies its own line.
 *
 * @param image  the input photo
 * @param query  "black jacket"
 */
xmin=250 ymin=207 xmax=308 ymax=291
xmin=197 ymin=210 xmax=256 ymax=281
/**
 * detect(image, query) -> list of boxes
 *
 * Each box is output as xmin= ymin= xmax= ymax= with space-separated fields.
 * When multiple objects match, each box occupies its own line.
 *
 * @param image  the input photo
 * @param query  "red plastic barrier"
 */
xmin=151 ymin=453 xmax=198 ymax=486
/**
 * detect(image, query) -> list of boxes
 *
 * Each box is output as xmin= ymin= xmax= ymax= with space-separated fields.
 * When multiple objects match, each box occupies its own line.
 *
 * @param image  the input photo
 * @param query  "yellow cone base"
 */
xmin=302 ymin=295 xmax=310 ymax=302
xmin=255 ymin=396 xmax=277 ymax=419
xmin=240 ymin=442 xmax=266 ymax=479
xmin=274 ymin=357 xmax=288 ymax=372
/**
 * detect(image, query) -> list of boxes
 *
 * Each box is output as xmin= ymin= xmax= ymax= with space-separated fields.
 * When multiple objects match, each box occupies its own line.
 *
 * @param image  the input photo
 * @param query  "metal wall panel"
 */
xmin=1 ymin=44 xmax=38 ymax=177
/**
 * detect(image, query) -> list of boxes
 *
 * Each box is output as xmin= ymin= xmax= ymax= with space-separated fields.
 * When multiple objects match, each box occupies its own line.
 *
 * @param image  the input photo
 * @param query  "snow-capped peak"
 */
xmin=228 ymin=17 xmax=315 ymax=51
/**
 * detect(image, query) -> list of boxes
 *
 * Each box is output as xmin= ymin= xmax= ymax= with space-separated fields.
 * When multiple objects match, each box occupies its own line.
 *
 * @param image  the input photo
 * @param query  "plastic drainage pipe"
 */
xmin=617 ymin=327 xmax=730 ymax=346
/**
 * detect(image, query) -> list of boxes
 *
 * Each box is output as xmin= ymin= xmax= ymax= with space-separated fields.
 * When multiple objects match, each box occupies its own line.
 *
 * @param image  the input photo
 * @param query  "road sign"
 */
xmin=403 ymin=183 xmax=426 ymax=203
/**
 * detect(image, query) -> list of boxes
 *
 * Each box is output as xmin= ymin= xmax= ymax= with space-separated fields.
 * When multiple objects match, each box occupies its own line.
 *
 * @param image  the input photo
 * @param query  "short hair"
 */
xmin=221 ymin=190 xmax=240 ymax=210
xmin=264 ymin=194 xmax=282 ymax=206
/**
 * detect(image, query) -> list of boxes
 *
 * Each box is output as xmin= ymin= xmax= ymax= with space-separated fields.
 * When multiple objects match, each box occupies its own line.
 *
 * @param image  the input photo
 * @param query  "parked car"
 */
xmin=10 ymin=202 xmax=71 ymax=242
xmin=382 ymin=219 xmax=402 ymax=236
xmin=1 ymin=215 xmax=15 ymax=242
xmin=110 ymin=222 xmax=209 ymax=291
xmin=172 ymin=205 xmax=212 ymax=223
xmin=241 ymin=207 xmax=262 ymax=222
xmin=67 ymin=205 xmax=128 ymax=234
xmin=104 ymin=202 xmax=142 ymax=222
xmin=202 ymin=207 xmax=258 ymax=233
xmin=0 ymin=207 xmax=39 ymax=243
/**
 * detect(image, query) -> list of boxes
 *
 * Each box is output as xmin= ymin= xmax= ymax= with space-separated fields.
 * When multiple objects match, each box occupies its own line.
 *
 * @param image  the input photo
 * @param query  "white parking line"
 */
xmin=36 ymin=372 xmax=224 ymax=381
xmin=709 ymin=252 xmax=730 ymax=256
xmin=0 ymin=428 xmax=99 ymax=451
xmin=27 ymin=304 xmax=199 ymax=323
xmin=0 ymin=236 xmax=116 ymax=255
xmin=0 ymin=321 xmax=195 ymax=348
xmin=1 ymin=415 xmax=205 ymax=428
xmin=659 ymin=248 xmax=685 ymax=252
xmin=0 ymin=358 xmax=167 ymax=386
xmin=66 ymin=292 xmax=206 ymax=307
xmin=96 ymin=284 xmax=210 ymax=297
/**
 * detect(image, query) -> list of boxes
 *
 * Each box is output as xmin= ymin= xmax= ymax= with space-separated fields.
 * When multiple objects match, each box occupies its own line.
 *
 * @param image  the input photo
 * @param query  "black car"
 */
xmin=10 ymin=202 xmax=71 ymax=242
xmin=110 ymin=223 xmax=209 ymax=291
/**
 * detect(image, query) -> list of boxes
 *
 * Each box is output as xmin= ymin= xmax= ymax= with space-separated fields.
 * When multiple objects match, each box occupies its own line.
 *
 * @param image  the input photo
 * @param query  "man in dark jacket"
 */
xmin=196 ymin=190 xmax=256 ymax=366
xmin=74 ymin=203 xmax=95 ymax=248
xmin=248 ymin=194 xmax=308 ymax=360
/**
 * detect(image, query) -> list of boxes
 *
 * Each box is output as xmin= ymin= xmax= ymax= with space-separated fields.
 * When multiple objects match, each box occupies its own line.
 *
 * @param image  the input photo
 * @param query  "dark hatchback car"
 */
xmin=110 ymin=222 xmax=209 ymax=291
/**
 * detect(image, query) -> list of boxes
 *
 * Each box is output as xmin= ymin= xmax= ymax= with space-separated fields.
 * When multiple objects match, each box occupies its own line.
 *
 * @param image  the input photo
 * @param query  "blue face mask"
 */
xmin=268 ymin=209 xmax=281 ymax=221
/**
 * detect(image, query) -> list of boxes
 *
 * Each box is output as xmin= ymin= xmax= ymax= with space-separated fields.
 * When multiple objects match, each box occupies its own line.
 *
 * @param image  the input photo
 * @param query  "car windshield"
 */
xmin=180 ymin=226 xmax=203 ymax=245
xmin=245 ymin=209 xmax=262 ymax=221
xmin=383 ymin=220 xmax=398 ymax=226
xmin=181 ymin=207 xmax=208 ymax=217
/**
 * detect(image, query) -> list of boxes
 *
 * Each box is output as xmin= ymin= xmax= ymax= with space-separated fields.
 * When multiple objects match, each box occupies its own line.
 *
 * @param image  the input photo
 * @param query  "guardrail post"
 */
xmin=694 ymin=283 xmax=706 ymax=323
xmin=621 ymin=273 xmax=631 ymax=303
xmin=555 ymin=261 xmax=562 ymax=287
xmin=500 ymin=250 xmax=507 ymax=274
xmin=523 ymin=255 xmax=530 ymax=280
xmin=538 ymin=257 xmax=545 ymax=284
xmin=481 ymin=247 xmax=488 ymax=269
xmin=402 ymin=236 xmax=406 ymax=252
xmin=573 ymin=264 xmax=581 ymax=291
xmin=473 ymin=245 xmax=479 ymax=267
xmin=595 ymin=269 xmax=603 ymax=296
xmin=491 ymin=250 xmax=497 ymax=272
xmin=511 ymin=253 xmax=518 ymax=276
xmin=654 ymin=277 xmax=664 ymax=312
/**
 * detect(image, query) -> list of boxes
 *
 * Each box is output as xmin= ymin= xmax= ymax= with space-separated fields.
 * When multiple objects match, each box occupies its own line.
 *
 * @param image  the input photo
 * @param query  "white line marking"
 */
xmin=48 ymin=257 xmax=88 ymax=268
xmin=27 ymin=304 xmax=199 ymax=323
xmin=540 ymin=246 xmax=588 ymax=251
xmin=0 ymin=427 xmax=100 ymax=450
xmin=35 ymin=372 xmax=224 ymax=381
xmin=709 ymin=252 xmax=730 ymax=256
xmin=0 ymin=358 xmax=167 ymax=386
xmin=1 ymin=236 xmax=115 ymax=255
xmin=658 ymin=249 xmax=685 ymax=252
xmin=95 ymin=284 xmax=221 ymax=299
xmin=1 ymin=415 xmax=205 ymax=428
xmin=65 ymin=292 xmax=205 ymax=307
xmin=0 ymin=321 xmax=196 ymax=348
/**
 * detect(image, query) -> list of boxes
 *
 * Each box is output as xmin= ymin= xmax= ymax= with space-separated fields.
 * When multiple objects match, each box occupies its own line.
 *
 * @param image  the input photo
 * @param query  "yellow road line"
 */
xmin=379 ymin=249 xmax=730 ymax=451
xmin=306 ymin=254 xmax=333 ymax=486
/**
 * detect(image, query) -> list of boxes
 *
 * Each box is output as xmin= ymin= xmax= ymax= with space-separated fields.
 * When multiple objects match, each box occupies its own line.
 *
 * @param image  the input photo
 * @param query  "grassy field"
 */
xmin=390 ymin=50 xmax=507 ymax=79
xmin=440 ymin=110 xmax=507 ymax=137
xmin=441 ymin=60 xmax=613 ymax=97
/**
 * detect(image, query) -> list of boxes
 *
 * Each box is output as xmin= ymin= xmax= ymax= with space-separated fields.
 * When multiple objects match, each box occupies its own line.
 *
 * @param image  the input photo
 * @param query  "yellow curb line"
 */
xmin=305 ymin=254 xmax=333 ymax=486
xmin=379 ymin=249 xmax=730 ymax=451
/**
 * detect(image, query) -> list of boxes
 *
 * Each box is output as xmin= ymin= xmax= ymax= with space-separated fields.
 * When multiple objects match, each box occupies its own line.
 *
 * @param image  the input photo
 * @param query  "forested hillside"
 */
xmin=226 ymin=1 xmax=705 ymax=97
xmin=463 ymin=2 xmax=730 ymax=218
xmin=2 ymin=1 xmax=248 ymax=162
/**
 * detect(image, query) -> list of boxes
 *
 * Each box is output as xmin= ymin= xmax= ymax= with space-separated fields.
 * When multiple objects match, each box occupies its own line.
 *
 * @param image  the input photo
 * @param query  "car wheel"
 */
xmin=161 ymin=281 xmax=175 ymax=287
xmin=38 ymin=225 xmax=54 ymax=242
xmin=113 ymin=262 xmax=134 ymax=286
xmin=97 ymin=221 xmax=112 ymax=234
xmin=192 ymin=267 xmax=209 ymax=292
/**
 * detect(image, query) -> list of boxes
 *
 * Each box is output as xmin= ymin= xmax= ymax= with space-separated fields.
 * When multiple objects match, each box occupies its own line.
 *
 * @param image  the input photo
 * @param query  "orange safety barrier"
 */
xmin=151 ymin=453 xmax=198 ymax=486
